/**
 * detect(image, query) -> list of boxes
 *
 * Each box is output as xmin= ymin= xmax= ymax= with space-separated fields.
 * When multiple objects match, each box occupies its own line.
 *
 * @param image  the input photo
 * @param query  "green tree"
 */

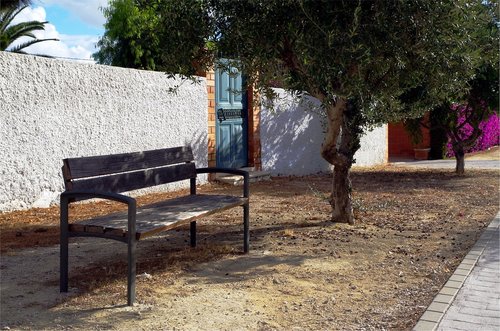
xmin=406 ymin=63 xmax=499 ymax=175
xmin=93 ymin=0 xmax=161 ymax=70
xmin=94 ymin=0 xmax=214 ymax=74
xmin=404 ymin=1 xmax=499 ymax=175
xmin=96 ymin=0 xmax=493 ymax=223
xmin=0 ymin=4 xmax=58 ymax=53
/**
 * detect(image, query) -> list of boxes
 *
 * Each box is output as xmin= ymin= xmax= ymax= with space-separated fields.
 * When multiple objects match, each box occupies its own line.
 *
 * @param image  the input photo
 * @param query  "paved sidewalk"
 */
xmin=390 ymin=159 xmax=500 ymax=170
xmin=413 ymin=213 xmax=500 ymax=331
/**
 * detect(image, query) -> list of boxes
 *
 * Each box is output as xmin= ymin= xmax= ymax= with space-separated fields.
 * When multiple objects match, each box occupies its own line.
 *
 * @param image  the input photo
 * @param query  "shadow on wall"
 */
xmin=260 ymin=89 xmax=333 ymax=176
xmin=188 ymin=130 xmax=209 ymax=168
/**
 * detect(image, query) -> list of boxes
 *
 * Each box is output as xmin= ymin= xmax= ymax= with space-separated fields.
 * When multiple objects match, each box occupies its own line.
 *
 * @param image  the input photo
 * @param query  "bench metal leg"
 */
xmin=127 ymin=236 xmax=137 ymax=306
xmin=127 ymin=202 xmax=137 ymax=306
xmin=190 ymin=221 xmax=196 ymax=247
xmin=60 ymin=199 xmax=69 ymax=293
xmin=243 ymin=204 xmax=249 ymax=253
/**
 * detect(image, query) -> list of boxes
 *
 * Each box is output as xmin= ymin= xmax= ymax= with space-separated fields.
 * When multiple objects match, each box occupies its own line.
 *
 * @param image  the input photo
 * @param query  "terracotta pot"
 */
xmin=414 ymin=148 xmax=431 ymax=160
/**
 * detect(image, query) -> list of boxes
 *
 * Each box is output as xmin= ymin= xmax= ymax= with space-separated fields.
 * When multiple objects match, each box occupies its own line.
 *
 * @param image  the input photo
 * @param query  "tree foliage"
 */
xmin=0 ymin=0 xmax=32 ymax=10
xmin=404 ymin=1 xmax=499 ymax=175
xmin=96 ymin=0 xmax=496 ymax=222
xmin=94 ymin=0 xmax=214 ymax=74
xmin=93 ymin=0 xmax=161 ymax=70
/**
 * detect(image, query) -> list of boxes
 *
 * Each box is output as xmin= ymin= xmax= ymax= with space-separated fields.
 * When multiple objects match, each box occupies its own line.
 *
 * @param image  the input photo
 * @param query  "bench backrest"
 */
xmin=62 ymin=146 xmax=196 ymax=193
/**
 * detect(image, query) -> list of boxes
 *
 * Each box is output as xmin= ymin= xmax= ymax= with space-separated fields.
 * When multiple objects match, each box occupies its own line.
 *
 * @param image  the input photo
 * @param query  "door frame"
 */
xmin=214 ymin=62 xmax=249 ymax=168
xmin=206 ymin=68 xmax=261 ymax=173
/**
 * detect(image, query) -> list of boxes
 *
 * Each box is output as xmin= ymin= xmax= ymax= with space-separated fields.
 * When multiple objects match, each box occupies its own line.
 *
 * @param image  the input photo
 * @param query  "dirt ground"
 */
xmin=0 ymin=166 xmax=499 ymax=331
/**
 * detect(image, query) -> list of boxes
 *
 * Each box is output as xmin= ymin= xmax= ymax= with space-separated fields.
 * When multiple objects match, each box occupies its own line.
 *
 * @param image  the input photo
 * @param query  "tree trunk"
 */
xmin=331 ymin=165 xmax=354 ymax=224
xmin=320 ymin=98 xmax=347 ymax=165
xmin=454 ymin=145 xmax=465 ymax=175
xmin=319 ymin=98 xmax=363 ymax=225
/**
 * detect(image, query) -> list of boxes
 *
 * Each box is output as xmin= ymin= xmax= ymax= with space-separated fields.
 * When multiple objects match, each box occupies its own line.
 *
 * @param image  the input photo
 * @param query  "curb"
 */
xmin=412 ymin=212 xmax=500 ymax=331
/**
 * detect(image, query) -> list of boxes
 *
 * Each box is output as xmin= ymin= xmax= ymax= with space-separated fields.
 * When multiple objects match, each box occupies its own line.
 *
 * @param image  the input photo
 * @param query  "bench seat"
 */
xmin=69 ymin=194 xmax=249 ymax=240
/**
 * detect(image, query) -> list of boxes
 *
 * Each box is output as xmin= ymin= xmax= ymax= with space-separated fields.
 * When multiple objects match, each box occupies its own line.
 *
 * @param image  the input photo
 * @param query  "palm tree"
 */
xmin=0 ymin=4 xmax=58 ymax=53
xmin=1 ymin=1 xmax=32 ymax=9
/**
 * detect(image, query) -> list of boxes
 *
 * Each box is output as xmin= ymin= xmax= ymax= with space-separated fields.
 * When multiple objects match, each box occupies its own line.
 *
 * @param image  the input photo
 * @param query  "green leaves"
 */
xmin=95 ymin=0 xmax=497 ymax=128
xmin=94 ymin=0 xmax=162 ymax=70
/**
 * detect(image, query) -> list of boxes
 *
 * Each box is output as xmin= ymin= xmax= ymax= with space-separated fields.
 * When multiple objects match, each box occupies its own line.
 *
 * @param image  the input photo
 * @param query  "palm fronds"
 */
xmin=0 ymin=4 xmax=59 ymax=53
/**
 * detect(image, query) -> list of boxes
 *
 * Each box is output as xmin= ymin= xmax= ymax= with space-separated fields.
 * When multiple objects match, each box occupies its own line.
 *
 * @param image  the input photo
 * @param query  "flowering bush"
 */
xmin=446 ymin=104 xmax=499 ymax=157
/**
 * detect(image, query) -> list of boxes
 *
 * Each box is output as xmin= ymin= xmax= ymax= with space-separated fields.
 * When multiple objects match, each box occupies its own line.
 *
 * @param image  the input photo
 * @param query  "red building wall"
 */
xmin=388 ymin=117 xmax=431 ymax=158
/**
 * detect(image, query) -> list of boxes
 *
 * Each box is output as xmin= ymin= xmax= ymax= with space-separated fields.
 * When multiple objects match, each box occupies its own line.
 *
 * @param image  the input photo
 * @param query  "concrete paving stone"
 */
xmin=481 ymin=266 xmax=500 ymax=273
xmin=471 ymin=270 xmax=497 ymax=278
xmin=439 ymin=287 xmax=459 ymax=296
xmin=443 ymin=280 xmax=462 ymax=289
xmin=434 ymin=294 xmax=454 ymax=304
xmin=453 ymin=314 xmax=498 ymax=326
xmin=449 ymin=274 xmax=467 ymax=282
xmin=459 ymin=307 xmax=500 ymax=318
xmin=454 ymin=300 xmax=488 ymax=310
xmin=427 ymin=301 xmax=449 ymax=313
xmin=452 ymin=269 xmax=471 ymax=276
xmin=484 ymin=263 xmax=500 ymax=269
xmin=486 ymin=299 xmax=500 ymax=310
xmin=460 ymin=258 xmax=477 ymax=265
xmin=420 ymin=310 xmax=443 ymax=323
xmin=463 ymin=292 xmax=499 ymax=301
xmin=477 ymin=272 xmax=500 ymax=282
xmin=467 ymin=278 xmax=496 ymax=291
xmin=476 ymin=276 xmax=500 ymax=291
xmin=477 ymin=266 xmax=500 ymax=281
xmin=465 ymin=284 xmax=500 ymax=292
xmin=413 ymin=320 xmax=437 ymax=331
xmin=437 ymin=319 xmax=482 ymax=331
xmin=456 ymin=264 xmax=474 ymax=272
xmin=465 ymin=253 xmax=482 ymax=260
xmin=463 ymin=283 xmax=498 ymax=301
xmin=479 ymin=317 xmax=500 ymax=326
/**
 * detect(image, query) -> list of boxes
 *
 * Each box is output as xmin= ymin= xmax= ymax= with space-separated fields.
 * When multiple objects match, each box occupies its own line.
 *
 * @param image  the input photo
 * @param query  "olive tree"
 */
xmin=96 ymin=0 xmax=491 ymax=223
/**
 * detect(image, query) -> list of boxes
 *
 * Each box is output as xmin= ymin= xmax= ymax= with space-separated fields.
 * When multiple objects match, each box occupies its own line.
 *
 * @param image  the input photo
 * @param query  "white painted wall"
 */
xmin=0 ymin=52 xmax=208 ymax=211
xmin=260 ymin=88 xmax=387 ymax=176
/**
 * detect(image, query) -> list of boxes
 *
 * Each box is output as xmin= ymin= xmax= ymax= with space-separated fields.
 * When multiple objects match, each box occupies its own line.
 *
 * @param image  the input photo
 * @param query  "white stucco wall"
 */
xmin=0 ymin=51 xmax=208 ymax=211
xmin=354 ymin=125 xmax=388 ymax=167
xmin=261 ymin=88 xmax=387 ymax=176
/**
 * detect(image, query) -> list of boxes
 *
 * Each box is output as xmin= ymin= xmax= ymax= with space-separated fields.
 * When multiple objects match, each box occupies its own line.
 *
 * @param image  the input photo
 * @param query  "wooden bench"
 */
xmin=59 ymin=146 xmax=249 ymax=306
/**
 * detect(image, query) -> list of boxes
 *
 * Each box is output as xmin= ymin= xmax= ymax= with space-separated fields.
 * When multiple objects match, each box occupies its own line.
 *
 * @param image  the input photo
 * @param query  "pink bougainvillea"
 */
xmin=446 ymin=104 xmax=499 ymax=157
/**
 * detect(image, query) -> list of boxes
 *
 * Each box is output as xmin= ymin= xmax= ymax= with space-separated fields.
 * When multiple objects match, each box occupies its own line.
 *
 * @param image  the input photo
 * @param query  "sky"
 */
xmin=9 ymin=0 xmax=108 ymax=62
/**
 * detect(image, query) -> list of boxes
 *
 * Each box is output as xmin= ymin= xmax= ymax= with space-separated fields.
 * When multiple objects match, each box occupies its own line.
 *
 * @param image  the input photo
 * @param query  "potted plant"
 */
xmin=404 ymin=117 xmax=431 ymax=160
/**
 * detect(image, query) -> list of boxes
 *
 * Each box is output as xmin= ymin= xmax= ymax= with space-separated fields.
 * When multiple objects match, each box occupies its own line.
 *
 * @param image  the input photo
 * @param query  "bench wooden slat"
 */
xmin=70 ymin=163 xmax=196 ymax=194
xmin=64 ymin=146 xmax=194 ymax=180
xmin=85 ymin=225 xmax=104 ymax=233
xmin=69 ymin=194 xmax=248 ymax=240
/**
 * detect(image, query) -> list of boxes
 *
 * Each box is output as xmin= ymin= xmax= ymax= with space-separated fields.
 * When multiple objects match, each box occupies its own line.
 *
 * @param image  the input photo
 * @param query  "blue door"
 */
xmin=215 ymin=61 xmax=248 ymax=168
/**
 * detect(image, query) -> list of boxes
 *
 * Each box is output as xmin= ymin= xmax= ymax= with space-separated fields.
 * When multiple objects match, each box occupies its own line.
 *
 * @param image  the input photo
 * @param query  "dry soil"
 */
xmin=0 ymin=166 xmax=499 ymax=330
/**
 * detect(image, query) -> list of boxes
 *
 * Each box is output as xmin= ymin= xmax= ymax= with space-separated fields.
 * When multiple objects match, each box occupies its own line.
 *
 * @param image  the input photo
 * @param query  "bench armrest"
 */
xmin=60 ymin=190 xmax=137 ymax=238
xmin=60 ymin=190 xmax=136 ymax=206
xmin=196 ymin=167 xmax=249 ymax=198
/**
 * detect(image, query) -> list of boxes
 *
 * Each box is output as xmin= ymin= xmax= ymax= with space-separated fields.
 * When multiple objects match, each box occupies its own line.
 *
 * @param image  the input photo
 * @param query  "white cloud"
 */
xmin=35 ymin=0 xmax=108 ymax=28
xmin=8 ymin=6 xmax=98 ymax=62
